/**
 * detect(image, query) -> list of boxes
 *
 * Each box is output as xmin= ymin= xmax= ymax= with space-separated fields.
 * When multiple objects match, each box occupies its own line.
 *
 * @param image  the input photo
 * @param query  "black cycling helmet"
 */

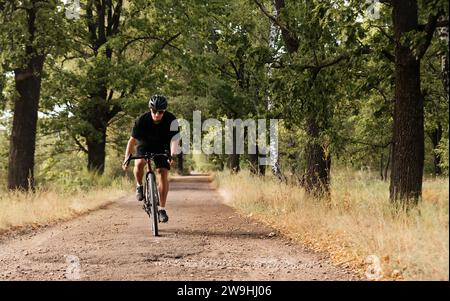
xmin=148 ymin=94 xmax=168 ymax=111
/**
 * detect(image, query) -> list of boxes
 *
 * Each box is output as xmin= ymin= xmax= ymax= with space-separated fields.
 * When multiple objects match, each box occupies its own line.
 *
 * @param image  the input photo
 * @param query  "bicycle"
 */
xmin=123 ymin=152 xmax=171 ymax=237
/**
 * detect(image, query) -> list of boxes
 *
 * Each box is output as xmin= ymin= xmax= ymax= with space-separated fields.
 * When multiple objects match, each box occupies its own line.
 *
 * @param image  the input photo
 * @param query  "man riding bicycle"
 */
xmin=122 ymin=95 xmax=179 ymax=223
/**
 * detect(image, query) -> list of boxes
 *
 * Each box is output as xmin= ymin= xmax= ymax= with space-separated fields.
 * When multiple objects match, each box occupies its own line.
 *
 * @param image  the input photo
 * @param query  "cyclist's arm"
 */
xmin=170 ymin=137 xmax=179 ymax=159
xmin=124 ymin=136 xmax=137 ymax=162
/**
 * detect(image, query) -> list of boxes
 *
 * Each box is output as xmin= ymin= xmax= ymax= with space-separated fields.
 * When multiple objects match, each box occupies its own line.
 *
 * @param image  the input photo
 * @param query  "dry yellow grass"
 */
xmin=0 ymin=179 xmax=130 ymax=234
xmin=214 ymin=169 xmax=449 ymax=281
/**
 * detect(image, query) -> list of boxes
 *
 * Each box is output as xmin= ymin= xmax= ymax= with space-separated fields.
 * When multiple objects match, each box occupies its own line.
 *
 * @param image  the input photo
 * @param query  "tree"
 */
xmin=423 ymin=13 xmax=449 ymax=177
xmin=0 ymin=0 xmax=69 ymax=190
xmin=170 ymin=0 xmax=272 ymax=174
xmin=254 ymin=0 xmax=367 ymax=196
xmin=388 ymin=0 xmax=448 ymax=205
xmin=42 ymin=0 xmax=184 ymax=174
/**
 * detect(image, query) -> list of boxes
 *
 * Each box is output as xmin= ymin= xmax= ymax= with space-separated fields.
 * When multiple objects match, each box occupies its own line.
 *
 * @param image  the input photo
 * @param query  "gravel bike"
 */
xmin=123 ymin=152 xmax=171 ymax=236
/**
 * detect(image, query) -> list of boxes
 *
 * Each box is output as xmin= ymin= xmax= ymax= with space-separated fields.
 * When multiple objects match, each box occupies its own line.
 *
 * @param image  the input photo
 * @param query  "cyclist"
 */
xmin=122 ymin=94 xmax=179 ymax=223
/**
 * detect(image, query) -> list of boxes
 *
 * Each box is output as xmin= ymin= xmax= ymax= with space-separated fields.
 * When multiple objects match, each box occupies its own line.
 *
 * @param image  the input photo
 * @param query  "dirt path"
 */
xmin=0 ymin=175 xmax=357 ymax=280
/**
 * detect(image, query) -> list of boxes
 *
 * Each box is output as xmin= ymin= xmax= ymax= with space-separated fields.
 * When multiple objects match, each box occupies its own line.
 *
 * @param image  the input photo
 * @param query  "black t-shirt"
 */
xmin=131 ymin=111 xmax=179 ymax=152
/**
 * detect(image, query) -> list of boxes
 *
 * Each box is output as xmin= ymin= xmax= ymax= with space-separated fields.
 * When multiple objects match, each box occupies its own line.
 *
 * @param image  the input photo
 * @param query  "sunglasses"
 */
xmin=151 ymin=109 xmax=165 ymax=115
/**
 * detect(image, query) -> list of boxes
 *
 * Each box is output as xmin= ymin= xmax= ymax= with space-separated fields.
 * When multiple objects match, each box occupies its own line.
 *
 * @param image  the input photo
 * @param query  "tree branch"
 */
xmin=341 ymin=136 xmax=392 ymax=149
xmin=144 ymin=32 xmax=182 ymax=64
xmin=96 ymin=0 xmax=106 ymax=45
xmin=294 ymin=46 xmax=372 ymax=72
xmin=417 ymin=12 xmax=443 ymax=60
xmin=107 ymin=89 xmax=114 ymax=102
xmin=418 ymin=19 xmax=448 ymax=31
xmin=379 ymin=0 xmax=392 ymax=6
xmin=370 ymin=23 xmax=394 ymax=43
xmin=106 ymin=0 xmax=113 ymax=36
xmin=107 ymin=104 xmax=122 ymax=120
xmin=381 ymin=49 xmax=395 ymax=62
xmin=218 ymin=65 xmax=236 ymax=80
xmin=120 ymin=35 xmax=182 ymax=55
xmin=86 ymin=0 xmax=98 ymax=49
xmin=110 ymin=0 xmax=122 ymax=36
xmin=72 ymin=134 xmax=88 ymax=154
xmin=229 ymin=60 xmax=240 ymax=80
xmin=120 ymin=36 xmax=162 ymax=54
xmin=253 ymin=0 xmax=290 ymax=34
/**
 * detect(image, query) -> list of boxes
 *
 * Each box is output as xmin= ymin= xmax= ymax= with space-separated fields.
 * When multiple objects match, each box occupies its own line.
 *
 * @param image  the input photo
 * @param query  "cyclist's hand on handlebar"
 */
xmin=169 ymin=154 xmax=176 ymax=166
xmin=122 ymin=154 xmax=131 ymax=171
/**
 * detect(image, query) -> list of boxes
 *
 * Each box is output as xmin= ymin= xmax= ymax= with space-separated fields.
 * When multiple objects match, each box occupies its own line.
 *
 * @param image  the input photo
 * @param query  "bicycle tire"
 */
xmin=151 ymin=173 xmax=161 ymax=227
xmin=147 ymin=172 xmax=159 ymax=236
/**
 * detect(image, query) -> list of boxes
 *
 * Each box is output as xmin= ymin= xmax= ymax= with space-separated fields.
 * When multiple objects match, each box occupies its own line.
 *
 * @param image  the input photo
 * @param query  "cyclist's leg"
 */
xmin=134 ymin=144 xmax=149 ymax=186
xmin=133 ymin=159 xmax=146 ymax=186
xmin=156 ymin=168 xmax=169 ymax=207
xmin=154 ymin=154 xmax=170 ymax=207
xmin=154 ymin=154 xmax=170 ymax=222
xmin=156 ymin=167 xmax=169 ymax=223
xmin=134 ymin=158 xmax=146 ymax=201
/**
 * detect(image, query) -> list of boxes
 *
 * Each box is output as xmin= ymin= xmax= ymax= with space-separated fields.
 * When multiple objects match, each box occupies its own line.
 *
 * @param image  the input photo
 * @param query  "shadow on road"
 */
xmin=161 ymin=228 xmax=275 ymax=240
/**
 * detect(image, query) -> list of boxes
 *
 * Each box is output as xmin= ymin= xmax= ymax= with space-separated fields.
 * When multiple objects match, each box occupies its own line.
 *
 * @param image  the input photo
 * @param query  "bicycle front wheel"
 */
xmin=147 ymin=173 xmax=159 ymax=237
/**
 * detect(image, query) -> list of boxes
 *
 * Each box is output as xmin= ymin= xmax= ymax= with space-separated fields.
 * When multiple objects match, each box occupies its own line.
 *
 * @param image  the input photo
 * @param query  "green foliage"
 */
xmin=0 ymin=129 xmax=8 ymax=190
xmin=436 ymin=133 xmax=449 ymax=175
xmin=0 ymin=0 xmax=71 ymax=70
xmin=0 ymin=72 xmax=5 ymax=109
xmin=0 ymin=0 xmax=448 ymax=192
xmin=33 ymin=132 xmax=129 ymax=192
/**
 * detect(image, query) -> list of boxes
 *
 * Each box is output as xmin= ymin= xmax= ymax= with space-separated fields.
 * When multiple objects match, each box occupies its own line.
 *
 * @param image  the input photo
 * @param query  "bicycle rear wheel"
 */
xmin=147 ymin=173 xmax=159 ymax=236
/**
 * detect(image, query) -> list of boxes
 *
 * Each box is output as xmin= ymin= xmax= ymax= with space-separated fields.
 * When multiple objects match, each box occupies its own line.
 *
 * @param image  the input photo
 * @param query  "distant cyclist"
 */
xmin=122 ymin=95 xmax=179 ymax=223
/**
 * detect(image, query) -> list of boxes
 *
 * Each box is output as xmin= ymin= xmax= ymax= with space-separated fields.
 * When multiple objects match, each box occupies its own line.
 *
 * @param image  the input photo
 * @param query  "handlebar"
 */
xmin=123 ymin=152 xmax=172 ymax=167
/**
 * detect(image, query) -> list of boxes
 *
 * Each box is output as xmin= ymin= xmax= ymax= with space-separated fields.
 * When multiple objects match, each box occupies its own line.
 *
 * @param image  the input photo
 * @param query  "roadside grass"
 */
xmin=0 ymin=171 xmax=132 ymax=235
xmin=214 ymin=169 xmax=449 ymax=281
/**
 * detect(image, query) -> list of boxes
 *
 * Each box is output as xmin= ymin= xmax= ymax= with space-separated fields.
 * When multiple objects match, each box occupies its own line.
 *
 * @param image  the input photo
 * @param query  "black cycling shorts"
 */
xmin=136 ymin=145 xmax=170 ymax=170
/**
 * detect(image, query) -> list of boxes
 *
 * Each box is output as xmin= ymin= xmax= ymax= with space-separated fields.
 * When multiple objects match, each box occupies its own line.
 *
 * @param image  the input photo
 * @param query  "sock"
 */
xmin=159 ymin=206 xmax=166 ymax=211
xmin=137 ymin=184 xmax=143 ymax=188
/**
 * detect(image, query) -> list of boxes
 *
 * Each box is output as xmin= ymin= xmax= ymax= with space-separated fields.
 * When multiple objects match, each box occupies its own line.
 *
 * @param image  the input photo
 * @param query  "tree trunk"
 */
xmin=86 ymin=127 xmax=107 ymax=174
xmin=78 ymin=0 xmax=123 ymax=175
xmin=177 ymin=151 xmax=183 ymax=174
xmin=7 ymin=2 xmax=44 ymax=191
xmin=438 ymin=16 xmax=449 ymax=99
xmin=304 ymin=118 xmax=330 ymax=197
xmin=248 ymin=156 xmax=266 ymax=176
xmin=274 ymin=0 xmax=330 ymax=194
xmin=286 ymin=134 xmax=297 ymax=177
xmin=249 ymin=154 xmax=259 ymax=175
xmin=227 ymin=154 xmax=240 ymax=173
xmin=258 ymin=153 xmax=266 ymax=176
xmin=249 ymin=146 xmax=265 ymax=176
xmin=384 ymin=144 xmax=392 ymax=181
xmin=380 ymin=151 xmax=385 ymax=181
xmin=429 ymin=123 xmax=443 ymax=176
xmin=274 ymin=0 xmax=299 ymax=53
xmin=218 ymin=159 xmax=225 ymax=171
xmin=227 ymin=126 xmax=240 ymax=173
xmin=390 ymin=0 xmax=424 ymax=205
xmin=8 ymin=55 xmax=45 ymax=190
